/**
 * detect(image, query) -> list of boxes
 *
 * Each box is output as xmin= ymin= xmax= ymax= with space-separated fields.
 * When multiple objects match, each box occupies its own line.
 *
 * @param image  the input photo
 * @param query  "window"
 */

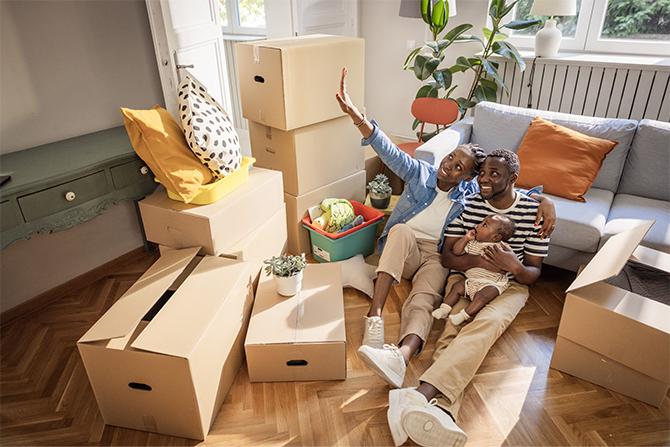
xmin=219 ymin=0 xmax=266 ymax=35
xmin=503 ymin=0 xmax=670 ymax=56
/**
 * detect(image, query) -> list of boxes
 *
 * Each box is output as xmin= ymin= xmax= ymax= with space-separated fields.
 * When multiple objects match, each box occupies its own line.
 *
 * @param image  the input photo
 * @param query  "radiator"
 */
xmin=493 ymin=55 xmax=670 ymax=122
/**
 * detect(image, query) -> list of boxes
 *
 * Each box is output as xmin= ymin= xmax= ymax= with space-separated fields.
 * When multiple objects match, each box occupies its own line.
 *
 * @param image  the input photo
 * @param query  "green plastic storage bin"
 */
xmin=302 ymin=200 xmax=384 ymax=262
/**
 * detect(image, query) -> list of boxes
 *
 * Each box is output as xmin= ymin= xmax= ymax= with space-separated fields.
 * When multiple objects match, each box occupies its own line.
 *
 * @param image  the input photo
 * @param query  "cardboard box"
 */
xmin=237 ymin=34 xmax=364 ymax=131
xmin=249 ymin=116 xmax=364 ymax=196
xmin=245 ymin=263 xmax=346 ymax=382
xmin=77 ymin=248 xmax=260 ymax=439
xmin=220 ymin=204 xmax=287 ymax=261
xmin=284 ymin=170 xmax=366 ymax=255
xmin=550 ymin=221 xmax=670 ymax=407
xmin=365 ymin=147 xmax=382 ymax=184
xmin=139 ymin=167 xmax=284 ymax=255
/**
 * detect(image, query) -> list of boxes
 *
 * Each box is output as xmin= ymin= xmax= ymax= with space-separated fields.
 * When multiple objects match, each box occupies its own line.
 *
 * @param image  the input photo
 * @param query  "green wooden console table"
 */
xmin=0 ymin=127 xmax=157 ymax=249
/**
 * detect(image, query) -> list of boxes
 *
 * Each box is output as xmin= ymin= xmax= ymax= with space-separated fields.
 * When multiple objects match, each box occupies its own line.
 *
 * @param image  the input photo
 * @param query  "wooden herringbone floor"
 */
xmin=1 ymin=250 xmax=669 ymax=446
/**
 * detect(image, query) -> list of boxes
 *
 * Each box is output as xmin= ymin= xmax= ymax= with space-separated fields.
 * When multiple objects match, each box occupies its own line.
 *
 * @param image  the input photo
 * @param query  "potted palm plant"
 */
xmin=264 ymin=253 xmax=307 ymax=296
xmin=368 ymin=174 xmax=392 ymax=209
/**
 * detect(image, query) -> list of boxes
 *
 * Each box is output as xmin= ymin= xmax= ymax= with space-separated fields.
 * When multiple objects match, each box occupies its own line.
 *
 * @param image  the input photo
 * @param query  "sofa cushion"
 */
xmin=471 ymin=102 xmax=638 ymax=192
xmin=604 ymin=194 xmax=670 ymax=253
xmin=617 ymin=119 xmax=670 ymax=202
xmin=547 ymin=187 xmax=614 ymax=253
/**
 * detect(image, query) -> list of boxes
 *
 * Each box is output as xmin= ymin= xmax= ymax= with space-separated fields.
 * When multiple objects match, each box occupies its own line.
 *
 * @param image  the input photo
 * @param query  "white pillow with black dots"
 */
xmin=177 ymin=74 xmax=242 ymax=179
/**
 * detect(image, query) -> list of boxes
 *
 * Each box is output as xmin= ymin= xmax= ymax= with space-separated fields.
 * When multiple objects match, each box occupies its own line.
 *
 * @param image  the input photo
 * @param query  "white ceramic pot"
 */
xmin=274 ymin=270 xmax=304 ymax=297
xmin=535 ymin=19 xmax=562 ymax=58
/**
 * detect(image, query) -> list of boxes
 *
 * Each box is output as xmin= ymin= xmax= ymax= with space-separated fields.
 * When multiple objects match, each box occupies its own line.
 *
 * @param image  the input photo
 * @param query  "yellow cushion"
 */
xmin=121 ymin=106 xmax=212 ymax=203
xmin=516 ymin=116 xmax=617 ymax=202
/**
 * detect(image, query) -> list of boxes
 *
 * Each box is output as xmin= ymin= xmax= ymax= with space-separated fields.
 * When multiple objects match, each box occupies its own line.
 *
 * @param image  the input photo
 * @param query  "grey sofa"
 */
xmin=416 ymin=101 xmax=670 ymax=272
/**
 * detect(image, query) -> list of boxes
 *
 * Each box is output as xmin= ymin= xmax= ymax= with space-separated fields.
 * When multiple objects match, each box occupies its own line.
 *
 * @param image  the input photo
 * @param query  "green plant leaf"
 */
xmin=444 ymin=84 xmax=458 ymax=98
xmin=421 ymin=0 xmax=432 ymax=26
xmin=425 ymin=41 xmax=439 ymax=53
xmin=453 ymin=34 xmax=485 ymax=46
xmin=456 ymin=56 xmax=471 ymax=67
xmin=431 ymin=0 xmax=448 ymax=36
xmin=482 ymin=27 xmax=493 ymax=41
xmin=492 ymin=41 xmax=526 ymax=71
xmin=455 ymin=97 xmax=477 ymax=113
xmin=503 ymin=19 xmax=542 ymax=30
xmin=403 ymin=47 xmax=421 ymax=70
xmin=479 ymin=57 xmax=508 ymax=93
xmin=441 ymin=23 xmax=473 ymax=44
xmin=412 ymin=118 xmax=422 ymax=130
xmin=432 ymin=68 xmax=452 ymax=89
xmin=500 ymin=0 xmax=519 ymax=18
xmin=478 ymin=79 xmax=498 ymax=101
xmin=416 ymin=85 xmax=439 ymax=98
xmin=467 ymin=57 xmax=482 ymax=66
xmin=413 ymin=55 xmax=442 ymax=81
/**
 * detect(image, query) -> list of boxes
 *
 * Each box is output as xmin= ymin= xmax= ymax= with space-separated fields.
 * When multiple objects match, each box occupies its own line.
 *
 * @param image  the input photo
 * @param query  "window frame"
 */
xmin=494 ymin=0 xmax=670 ymax=57
xmin=220 ymin=0 xmax=267 ymax=36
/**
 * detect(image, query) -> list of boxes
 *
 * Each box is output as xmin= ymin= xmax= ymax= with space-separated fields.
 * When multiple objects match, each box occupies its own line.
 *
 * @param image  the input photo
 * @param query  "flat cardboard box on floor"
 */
xmin=550 ymin=221 xmax=670 ymax=407
xmin=77 ymin=248 xmax=261 ymax=440
xmin=245 ymin=263 xmax=346 ymax=382
xmin=138 ymin=167 xmax=284 ymax=256
xmin=237 ymin=34 xmax=364 ymax=131
xmin=249 ymin=116 xmax=364 ymax=196
xmin=285 ymin=169 xmax=366 ymax=255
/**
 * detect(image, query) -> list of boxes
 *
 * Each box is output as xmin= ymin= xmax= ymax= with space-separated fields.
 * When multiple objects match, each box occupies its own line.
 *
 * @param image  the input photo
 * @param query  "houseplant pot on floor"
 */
xmin=368 ymin=174 xmax=392 ymax=209
xmin=264 ymin=253 xmax=307 ymax=296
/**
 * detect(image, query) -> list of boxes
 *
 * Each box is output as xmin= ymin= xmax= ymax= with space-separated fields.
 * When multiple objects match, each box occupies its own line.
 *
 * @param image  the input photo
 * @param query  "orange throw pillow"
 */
xmin=121 ymin=106 xmax=212 ymax=203
xmin=516 ymin=117 xmax=617 ymax=202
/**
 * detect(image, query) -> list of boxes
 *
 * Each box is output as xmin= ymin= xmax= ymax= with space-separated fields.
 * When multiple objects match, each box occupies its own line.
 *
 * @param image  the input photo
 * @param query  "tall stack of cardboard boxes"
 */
xmin=237 ymin=34 xmax=367 ymax=255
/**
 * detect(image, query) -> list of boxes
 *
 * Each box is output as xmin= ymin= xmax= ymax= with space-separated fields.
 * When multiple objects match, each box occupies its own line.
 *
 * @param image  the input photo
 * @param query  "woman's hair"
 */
xmin=459 ymin=143 xmax=487 ymax=174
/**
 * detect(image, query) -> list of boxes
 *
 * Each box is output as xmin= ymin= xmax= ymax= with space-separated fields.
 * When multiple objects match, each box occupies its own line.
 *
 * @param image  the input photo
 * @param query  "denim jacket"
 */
xmin=362 ymin=120 xmax=540 ymax=254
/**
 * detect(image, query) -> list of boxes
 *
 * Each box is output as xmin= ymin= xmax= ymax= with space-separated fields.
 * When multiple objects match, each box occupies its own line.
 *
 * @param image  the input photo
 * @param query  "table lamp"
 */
xmin=531 ymin=0 xmax=576 ymax=57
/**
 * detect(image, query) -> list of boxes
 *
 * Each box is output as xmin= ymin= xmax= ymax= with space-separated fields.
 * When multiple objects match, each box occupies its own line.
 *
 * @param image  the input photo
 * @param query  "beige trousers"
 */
xmin=376 ymin=224 xmax=448 ymax=347
xmin=420 ymin=273 xmax=529 ymax=421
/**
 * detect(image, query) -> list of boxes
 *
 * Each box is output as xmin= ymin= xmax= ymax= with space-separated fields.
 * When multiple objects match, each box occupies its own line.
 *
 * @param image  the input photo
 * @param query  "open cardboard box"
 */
xmin=77 ymin=248 xmax=261 ymax=440
xmin=550 ymin=221 xmax=670 ymax=407
xmin=245 ymin=263 xmax=346 ymax=382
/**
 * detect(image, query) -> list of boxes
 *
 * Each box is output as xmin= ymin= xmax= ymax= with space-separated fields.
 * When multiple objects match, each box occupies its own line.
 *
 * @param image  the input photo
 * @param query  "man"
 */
xmin=335 ymin=68 xmax=556 ymax=388
xmin=386 ymin=150 xmax=551 ymax=447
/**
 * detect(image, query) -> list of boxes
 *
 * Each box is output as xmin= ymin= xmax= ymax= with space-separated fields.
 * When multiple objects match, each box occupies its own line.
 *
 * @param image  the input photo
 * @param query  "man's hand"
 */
xmin=481 ymin=244 xmax=523 ymax=275
xmin=533 ymin=195 xmax=556 ymax=238
xmin=335 ymin=67 xmax=360 ymax=118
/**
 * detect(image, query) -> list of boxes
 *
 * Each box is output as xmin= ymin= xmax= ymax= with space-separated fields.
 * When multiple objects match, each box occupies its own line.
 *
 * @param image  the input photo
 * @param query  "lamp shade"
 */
xmin=399 ymin=0 xmax=457 ymax=18
xmin=530 ymin=0 xmax=576 ymax=16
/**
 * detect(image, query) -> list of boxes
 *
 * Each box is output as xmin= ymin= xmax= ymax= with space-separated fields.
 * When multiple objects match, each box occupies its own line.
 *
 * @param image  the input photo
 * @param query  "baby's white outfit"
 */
xmin=463 ymin=240 xmax=510 ymax=298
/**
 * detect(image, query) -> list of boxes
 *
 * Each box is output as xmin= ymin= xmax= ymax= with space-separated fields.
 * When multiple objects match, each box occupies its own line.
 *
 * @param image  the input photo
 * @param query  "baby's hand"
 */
xmin=465 ymin=229 xmax=476 ymax=241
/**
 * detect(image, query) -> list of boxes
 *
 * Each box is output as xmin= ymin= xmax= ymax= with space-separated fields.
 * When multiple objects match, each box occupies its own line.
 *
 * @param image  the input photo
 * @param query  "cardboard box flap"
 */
xmin=131 ymin=257 xmax=252 ymax=358
xmin=246 ymin=264 xmax=345 ymax=345
xmin=78 ymin=248 xmax=201 ymax=343
xmin=249 ymin=34 xmax=348 ymax=51
xmin=567 ymin=221 xmax=654 ymax=293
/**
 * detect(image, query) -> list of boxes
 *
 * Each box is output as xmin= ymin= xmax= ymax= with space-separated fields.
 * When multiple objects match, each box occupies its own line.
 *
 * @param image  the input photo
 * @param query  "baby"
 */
xmin=432 ymin=214 xmax=516 ymax=325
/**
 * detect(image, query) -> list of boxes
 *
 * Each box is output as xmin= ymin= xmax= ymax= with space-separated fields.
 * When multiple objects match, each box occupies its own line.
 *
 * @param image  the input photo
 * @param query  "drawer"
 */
xmin=18 ymin=171 xmax=111 ymax=222
xmin=1 ymin=200 xmax=23 ymax=232
xmin=111 ymin=159 xmax=154 ymax=190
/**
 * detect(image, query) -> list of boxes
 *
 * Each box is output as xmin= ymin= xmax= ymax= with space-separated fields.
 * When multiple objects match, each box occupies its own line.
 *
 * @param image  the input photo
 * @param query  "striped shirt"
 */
xmin=445 ymin=192 xmax=550 ymax=278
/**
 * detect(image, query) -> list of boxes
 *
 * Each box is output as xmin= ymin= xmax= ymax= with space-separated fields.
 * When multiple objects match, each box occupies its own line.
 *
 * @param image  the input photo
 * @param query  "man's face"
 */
xmin=437 ymin=147 xmax=476 ymax=185
xmin=478 ymin=157 xmax=516 ymax=200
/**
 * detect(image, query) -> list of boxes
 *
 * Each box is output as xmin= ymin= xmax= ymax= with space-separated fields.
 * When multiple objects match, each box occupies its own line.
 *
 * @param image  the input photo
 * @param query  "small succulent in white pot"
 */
xmin=367 ymin=174 xmax=392 ymax=209
xmin=263 ymin=253 xmax=307 ymax=296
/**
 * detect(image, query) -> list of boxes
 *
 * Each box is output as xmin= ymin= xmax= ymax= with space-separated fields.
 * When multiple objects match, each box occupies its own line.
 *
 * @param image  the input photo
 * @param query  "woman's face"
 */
xmin=437 ymin=147 xmax=476 ymax=186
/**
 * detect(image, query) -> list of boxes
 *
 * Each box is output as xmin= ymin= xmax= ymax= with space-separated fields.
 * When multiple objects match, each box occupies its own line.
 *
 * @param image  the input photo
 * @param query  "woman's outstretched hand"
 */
xmin=335 ymin=67 xmax=360 ymax=118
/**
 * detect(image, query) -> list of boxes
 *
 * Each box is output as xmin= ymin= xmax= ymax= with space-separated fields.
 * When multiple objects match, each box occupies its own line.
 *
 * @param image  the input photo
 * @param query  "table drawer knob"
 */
xmin=65 ymin=191 xmax=76 ymax=202
xmin=140 ymin=166 xmax=149 ymax=175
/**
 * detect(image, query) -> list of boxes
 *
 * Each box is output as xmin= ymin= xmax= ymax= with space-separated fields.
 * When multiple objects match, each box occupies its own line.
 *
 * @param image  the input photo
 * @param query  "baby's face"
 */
xmin=474 ymin=216 xmax=504 ymax=242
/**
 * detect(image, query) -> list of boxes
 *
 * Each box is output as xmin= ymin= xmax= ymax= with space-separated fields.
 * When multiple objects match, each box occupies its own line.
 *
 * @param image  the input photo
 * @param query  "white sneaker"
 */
xmin=387 ymin=388 xmax=427 ymax=446
xmin=401 ymin=399 xmax=468 ymax=447
xmin=362 ymin=315 xmax=384 ymax=348
xmin=357 ymin=344 xmax=406 ymax=388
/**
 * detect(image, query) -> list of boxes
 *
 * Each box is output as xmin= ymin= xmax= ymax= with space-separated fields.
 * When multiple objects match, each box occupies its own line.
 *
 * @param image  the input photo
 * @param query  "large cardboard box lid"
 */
xmin=248 ymin=34 xmax=359 ymax=51
xmin=246 ymin=263 xmax=345 ymax=345
xmin=567 ymin=221 xmax=655 ymax=293
xmin=131 ymin=256 xmax=254 ymax=358
xmin=79 ymin=248 xmax=200 ymax=344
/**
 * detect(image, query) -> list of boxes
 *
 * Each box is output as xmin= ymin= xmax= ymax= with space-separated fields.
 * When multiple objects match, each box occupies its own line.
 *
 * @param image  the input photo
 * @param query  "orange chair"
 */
xmin=382 ymin=97 xmax=460 ymax=194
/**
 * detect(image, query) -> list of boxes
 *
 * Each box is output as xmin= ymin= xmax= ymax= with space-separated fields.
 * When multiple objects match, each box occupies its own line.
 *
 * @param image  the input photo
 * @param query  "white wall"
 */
xmin=361 ymin=0 xmax=488 ymax=140
xmin=0 ymin=0 xmax=162 ymax=313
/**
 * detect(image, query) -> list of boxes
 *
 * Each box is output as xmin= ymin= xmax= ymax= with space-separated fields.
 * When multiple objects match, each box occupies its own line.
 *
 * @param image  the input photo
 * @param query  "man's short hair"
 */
xmin=488 ymin=148 xmax=520 ymax=176
xmin=459 ymin=143 xmax=487 ymax=174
